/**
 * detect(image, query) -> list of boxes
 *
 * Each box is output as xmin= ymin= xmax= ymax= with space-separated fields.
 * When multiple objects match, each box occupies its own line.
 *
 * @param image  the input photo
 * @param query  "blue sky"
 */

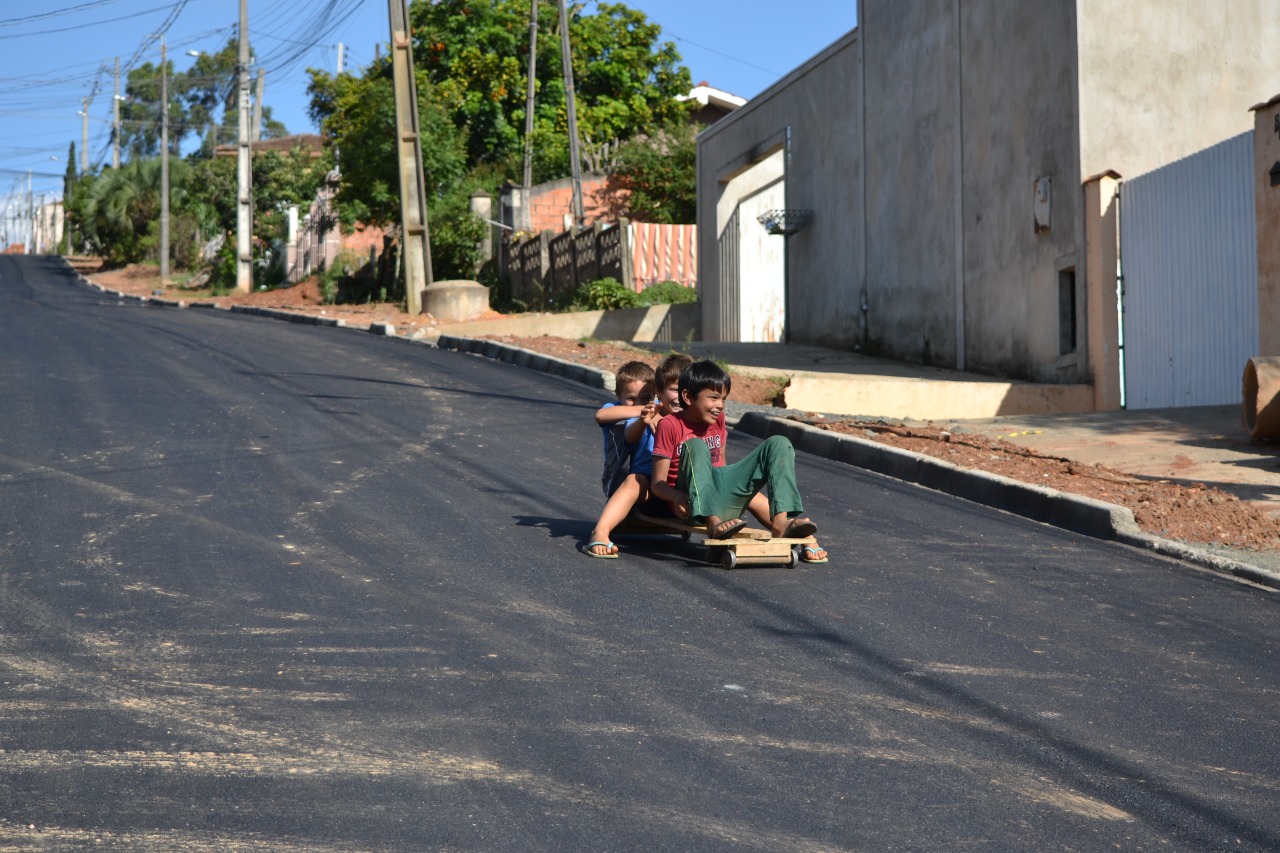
xmin=0 ymin=0 xmax=857 ymax=203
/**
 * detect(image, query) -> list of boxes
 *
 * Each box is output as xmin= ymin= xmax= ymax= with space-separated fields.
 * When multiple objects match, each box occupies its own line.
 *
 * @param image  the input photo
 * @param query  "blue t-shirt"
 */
xmin=599 ymin=402 xmax=655 ymax=496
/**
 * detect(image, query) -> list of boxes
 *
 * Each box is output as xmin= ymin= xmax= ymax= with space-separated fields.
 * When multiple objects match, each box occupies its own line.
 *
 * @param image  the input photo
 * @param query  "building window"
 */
xmin=1058 ymin=267 xmax=1077 ymax=356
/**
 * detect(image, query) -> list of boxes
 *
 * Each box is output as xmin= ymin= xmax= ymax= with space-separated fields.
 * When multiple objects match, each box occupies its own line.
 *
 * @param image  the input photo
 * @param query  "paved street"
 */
xmin=0 ymin=255 xmax=1277 ymax=851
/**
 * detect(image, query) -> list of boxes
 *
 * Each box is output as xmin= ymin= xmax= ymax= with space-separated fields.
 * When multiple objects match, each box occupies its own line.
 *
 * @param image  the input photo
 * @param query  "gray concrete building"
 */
xmin=697 ymin=0 xmax=1280 ymax=406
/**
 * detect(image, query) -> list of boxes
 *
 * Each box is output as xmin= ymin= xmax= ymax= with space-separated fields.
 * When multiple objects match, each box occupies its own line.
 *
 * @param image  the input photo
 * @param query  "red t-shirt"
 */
xmin=652 ymin=411 xmax=727 ymax=488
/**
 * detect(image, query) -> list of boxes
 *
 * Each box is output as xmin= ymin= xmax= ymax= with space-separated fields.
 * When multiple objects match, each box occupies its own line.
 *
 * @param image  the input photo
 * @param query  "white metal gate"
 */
xmin=736 ymin=179 xmax=786 ymax=342
xmin=1119 ymin=131 xmax=1258 ymax=409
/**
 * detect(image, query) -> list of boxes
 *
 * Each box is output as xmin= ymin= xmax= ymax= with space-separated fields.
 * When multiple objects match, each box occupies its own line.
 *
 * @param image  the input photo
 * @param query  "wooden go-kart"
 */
xmin=616 ymin=512 xmax=818 ymax=569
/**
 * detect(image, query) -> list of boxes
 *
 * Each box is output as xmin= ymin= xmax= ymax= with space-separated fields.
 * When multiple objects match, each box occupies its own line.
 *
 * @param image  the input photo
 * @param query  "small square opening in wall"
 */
xmin=1058 ymin=267 xmax=1077 ymax=356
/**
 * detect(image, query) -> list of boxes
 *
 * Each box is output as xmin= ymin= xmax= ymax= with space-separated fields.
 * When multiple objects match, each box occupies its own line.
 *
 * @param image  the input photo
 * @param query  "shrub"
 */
xmin=639 ymin=280 xmax=697 ymax=306
xmin=572 ymin=277 xmax=642 ymax=310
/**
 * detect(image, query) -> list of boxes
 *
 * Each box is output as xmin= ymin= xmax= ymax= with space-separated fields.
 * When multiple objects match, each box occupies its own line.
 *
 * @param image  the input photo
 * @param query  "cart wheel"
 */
xmin=704 ymin=548 xmax=717 ymax=565
xmin=721 ymin=549 xmax=737 ymax=570
xmin=788 ymin=545 xmax=801 ymax=568
xmin=682 ymin=530 xmax=692 ymax=541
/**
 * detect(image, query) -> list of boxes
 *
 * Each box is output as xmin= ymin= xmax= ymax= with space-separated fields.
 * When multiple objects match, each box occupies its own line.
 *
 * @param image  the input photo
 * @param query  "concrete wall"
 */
xmin=862 ymin=0 xmax=1082 ymax=381
xmin=696 ymin=29 xmax=862 ymax=348
xmin=1076 ymin=0 xmax=1280 ymax=182
xmin=953 ymin=0 xmax=1082 ymax=382
xmin=1254 ymin=95 xmax=1280 ymax=356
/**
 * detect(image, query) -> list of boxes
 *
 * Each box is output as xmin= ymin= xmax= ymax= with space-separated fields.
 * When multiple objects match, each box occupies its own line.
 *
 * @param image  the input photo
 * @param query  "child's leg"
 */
xmin=675 ymin=440 xmax=743 ymax=537
xmin=587 ymin=473 xmax=649 ymax=556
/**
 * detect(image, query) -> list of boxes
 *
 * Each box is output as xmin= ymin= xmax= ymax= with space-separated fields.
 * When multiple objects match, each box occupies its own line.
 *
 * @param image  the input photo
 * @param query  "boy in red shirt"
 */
xmin=650 ymin=360 xmax=828 ymax=562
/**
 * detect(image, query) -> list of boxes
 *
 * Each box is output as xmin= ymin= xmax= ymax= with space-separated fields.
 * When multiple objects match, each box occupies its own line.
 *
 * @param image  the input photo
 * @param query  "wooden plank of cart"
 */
xmin=621 ymin=512 xmax=817 ymax=569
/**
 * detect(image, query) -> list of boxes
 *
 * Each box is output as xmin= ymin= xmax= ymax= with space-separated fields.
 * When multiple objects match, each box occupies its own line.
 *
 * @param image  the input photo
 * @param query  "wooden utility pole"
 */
xmin=160 ymin=37 xmax=169 ymax=282
xmin=112 ymin=58 xmax=120 ymax=169
xmin=388 ymin=0 xmax=432 ymax=313
xmin=520 ymin=0 xmax=538 ymax=231
xmin=558 ymin=0 xmax=583 ymax=225
xmin=235 ymin=0 xmax=253 ymax=293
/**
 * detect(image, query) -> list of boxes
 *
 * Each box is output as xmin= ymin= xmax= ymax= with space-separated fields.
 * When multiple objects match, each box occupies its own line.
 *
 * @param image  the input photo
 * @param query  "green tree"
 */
xmin=608 ymin=123 xmax=697 ymax=223
xmin=306 ymin=0 xmax=693 ymax=288
xmin=62 ymin=142 xmax=77 ymax=252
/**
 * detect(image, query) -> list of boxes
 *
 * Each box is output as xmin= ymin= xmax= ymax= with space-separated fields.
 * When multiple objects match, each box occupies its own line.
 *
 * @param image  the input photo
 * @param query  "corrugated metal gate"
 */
xmin=1118 ymin=132 xmax=1258 ymax=409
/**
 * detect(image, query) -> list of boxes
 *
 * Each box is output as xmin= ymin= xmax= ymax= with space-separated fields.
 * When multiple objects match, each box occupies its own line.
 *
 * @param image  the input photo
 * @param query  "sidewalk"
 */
xmin=629 ymin=341 xmax=1278 ymax=511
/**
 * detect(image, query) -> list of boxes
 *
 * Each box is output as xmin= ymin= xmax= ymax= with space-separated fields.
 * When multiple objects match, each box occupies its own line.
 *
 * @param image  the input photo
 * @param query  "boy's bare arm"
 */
xmin=649 ymin=457 xmax=690 ymax=518
xmin=623 ymin=401 xmax=660 ymax=442
xmin=595 ymin=403 xmax=646 ymax=425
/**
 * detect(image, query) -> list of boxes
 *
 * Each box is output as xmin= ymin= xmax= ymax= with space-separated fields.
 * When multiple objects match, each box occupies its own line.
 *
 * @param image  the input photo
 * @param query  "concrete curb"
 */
xmin=436 ymin=334 xmax=615 ymax=392
xmin=736 ymin=412 xmax=1280 ymax=592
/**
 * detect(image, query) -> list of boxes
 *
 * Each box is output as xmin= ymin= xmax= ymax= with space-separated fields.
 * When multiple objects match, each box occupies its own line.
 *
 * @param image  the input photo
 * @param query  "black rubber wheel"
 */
xmin=788 ymin=545 xmax=801 ymax=568
xmin=721 ymin=550 xmax=737 ymax=570
xmin=681 ymin=530 xmax=692 ymax=541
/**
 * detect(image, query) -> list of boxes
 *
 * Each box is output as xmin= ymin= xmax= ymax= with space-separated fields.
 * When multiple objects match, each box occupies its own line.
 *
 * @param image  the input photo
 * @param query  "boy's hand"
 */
xmin=672 ymin=493 xmax=691 ymax=520
xmin=641 ymin=400 xmax=661 ymax=429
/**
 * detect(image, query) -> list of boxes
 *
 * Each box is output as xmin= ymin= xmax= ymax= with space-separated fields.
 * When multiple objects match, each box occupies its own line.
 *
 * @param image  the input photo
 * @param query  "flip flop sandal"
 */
xmin=709 ymin=518 xmax=747 ymax=540
xmin=801 ymin=545 xmax=829 ymax=564
xmin=782 ymin=518 xmax=818 ymax=539
xmin=582 ymin=541 xmax=619 ymax=559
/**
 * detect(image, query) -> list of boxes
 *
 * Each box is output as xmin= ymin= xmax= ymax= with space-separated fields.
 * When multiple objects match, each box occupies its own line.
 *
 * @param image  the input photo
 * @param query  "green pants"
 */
xmin=675 ymin=435 xmax=804 ymax=523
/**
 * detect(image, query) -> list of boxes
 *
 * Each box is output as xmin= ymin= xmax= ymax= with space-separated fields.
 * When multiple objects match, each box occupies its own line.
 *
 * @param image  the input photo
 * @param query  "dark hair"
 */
xmin=678 ymin=359 xmax=731 ymax=406
xmin=656 ymin=352 xmax=693 ymax=389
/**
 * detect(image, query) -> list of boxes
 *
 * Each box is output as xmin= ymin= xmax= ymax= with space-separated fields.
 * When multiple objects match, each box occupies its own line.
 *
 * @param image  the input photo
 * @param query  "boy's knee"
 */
xmin=762 ymin=435 xmax=795 ymax=460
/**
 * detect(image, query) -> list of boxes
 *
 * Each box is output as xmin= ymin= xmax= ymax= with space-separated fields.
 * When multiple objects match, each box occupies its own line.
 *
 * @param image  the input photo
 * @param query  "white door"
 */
xmin=736 ymin=179 xmax=786 ymax=342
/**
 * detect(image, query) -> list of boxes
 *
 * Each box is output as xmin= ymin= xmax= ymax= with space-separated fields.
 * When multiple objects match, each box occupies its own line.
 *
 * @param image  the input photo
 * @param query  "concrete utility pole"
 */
xmin=252 ymin=68 xmax=264 ymax=143
xmin=337 ymin=42 xmax=345 ymax=74
xmin=112 ymin=58 xmax=121 ymax=169
xmin=388 ymin=0 xmax=433 ymax=313
xmin=521 ymin=0 xmax=538 ymax=231
xmin=235 ymin=0 xmax=253 ymax=293
xmin=557 ymin=0 xmax=584 ymax=226
xmin=80 ymin=99 xmax=89 ymax=175
xmin=160 ymin=37 xmax=170 ymax=283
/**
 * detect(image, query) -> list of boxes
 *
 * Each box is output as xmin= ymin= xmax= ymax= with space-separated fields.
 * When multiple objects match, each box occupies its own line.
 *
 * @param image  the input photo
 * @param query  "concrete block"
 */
xmin=424 ymin=279 xmax=490 ymax=322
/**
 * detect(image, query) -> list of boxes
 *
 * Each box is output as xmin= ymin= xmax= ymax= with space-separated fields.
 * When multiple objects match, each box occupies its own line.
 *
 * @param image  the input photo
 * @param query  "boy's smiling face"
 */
xmin=681 ymin=386 xmax=728 ymax=425
xmin=616 ymin=379 xmax=654 ymax=406
xmin=657 ymin=381 xmax=680 ymax=414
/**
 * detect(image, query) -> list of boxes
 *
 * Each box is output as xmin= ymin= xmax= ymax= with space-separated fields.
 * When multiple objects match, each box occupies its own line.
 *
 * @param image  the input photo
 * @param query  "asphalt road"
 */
xmin=0 ymin=255 xmax=1277 ymax=852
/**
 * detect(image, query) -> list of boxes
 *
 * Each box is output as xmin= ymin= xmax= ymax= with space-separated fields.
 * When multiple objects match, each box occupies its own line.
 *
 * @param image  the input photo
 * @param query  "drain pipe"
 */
xmin=1114 ymin=182 xmax=1127 ymax=409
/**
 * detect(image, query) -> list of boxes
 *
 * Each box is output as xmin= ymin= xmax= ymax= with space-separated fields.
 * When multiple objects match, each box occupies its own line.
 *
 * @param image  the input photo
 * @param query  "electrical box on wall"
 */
xmin=1034 ymin=176 xmax=1052 ymax=233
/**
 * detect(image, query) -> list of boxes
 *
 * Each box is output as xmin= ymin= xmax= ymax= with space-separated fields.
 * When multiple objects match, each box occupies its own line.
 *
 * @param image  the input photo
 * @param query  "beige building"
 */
xmin=698 ymin=0 xmax=1280 ymax=407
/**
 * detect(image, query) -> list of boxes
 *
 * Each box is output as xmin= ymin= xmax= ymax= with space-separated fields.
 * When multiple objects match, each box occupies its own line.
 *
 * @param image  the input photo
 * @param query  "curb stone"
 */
xmin=436 ymin=334 xmax=615 ymax=392
xmin=736 ymin=411 xmax=1280 ymax=592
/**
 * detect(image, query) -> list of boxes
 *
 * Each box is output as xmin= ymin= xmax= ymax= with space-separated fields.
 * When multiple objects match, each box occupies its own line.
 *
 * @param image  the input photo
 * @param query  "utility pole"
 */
xmin=388 ymin=0 xmax=433 ymax=313
xmin=557 ymin=0 xmax=584 ymax=226
xmin=337 ymin=42 xmax=345 ymax=74
xmin=235 ymin=0 xmax=253 ymax=293
xmin=26 ymin=171 xmax=33 ymax=254
xmin=521 ymin=0 xmax=538 ymax=231
xmin=80 ymin=99 xmax=89 ymax=175
xmin=252 ymin=68 xmax=264 ymax=142
xmin=112 ymin=58 xmax=120 ymax=169
xmin=160 ymin=37 xmax=170 ymax=283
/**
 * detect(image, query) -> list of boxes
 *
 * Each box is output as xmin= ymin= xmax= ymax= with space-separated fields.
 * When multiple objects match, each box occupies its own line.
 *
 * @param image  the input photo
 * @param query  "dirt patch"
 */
xmin=89 ymin=263 xmax=462 ymax=335
xmin=798 ymin=417 xmax=1280 ymax=552
xmin=482 ymin=335 xmax=787 ymax=407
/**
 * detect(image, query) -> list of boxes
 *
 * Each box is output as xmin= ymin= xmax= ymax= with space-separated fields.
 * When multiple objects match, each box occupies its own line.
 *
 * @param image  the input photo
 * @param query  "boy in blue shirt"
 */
xmin=583 ymin=355 xmax=690 ymax=558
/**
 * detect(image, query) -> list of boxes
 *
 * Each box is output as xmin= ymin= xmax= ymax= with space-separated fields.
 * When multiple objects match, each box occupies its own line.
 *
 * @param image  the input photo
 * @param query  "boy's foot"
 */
xmin=777 ymin=517 xmax=818 ymax=539
xmin=583 ymin=541 xmax=619 ymax=559
xmin=707 ymin=517 xmax=747 ymax=539
xmin=801 ymin=544 xmax=829 ymax=564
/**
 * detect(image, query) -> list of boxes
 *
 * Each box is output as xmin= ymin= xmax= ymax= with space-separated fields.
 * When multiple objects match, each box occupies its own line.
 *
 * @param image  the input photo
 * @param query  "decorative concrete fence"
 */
xmin=506 ymin=219 xmax=696 ymax=306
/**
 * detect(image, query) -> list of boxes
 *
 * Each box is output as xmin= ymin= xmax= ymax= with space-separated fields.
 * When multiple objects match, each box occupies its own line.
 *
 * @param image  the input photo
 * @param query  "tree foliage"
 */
xmin=608 ymin=123 xmax=697 ymax=223
xmin=118 ymin=38 xmax=289 ymax=159
xmin=306 ymin=0 xmax=694 ymax=282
